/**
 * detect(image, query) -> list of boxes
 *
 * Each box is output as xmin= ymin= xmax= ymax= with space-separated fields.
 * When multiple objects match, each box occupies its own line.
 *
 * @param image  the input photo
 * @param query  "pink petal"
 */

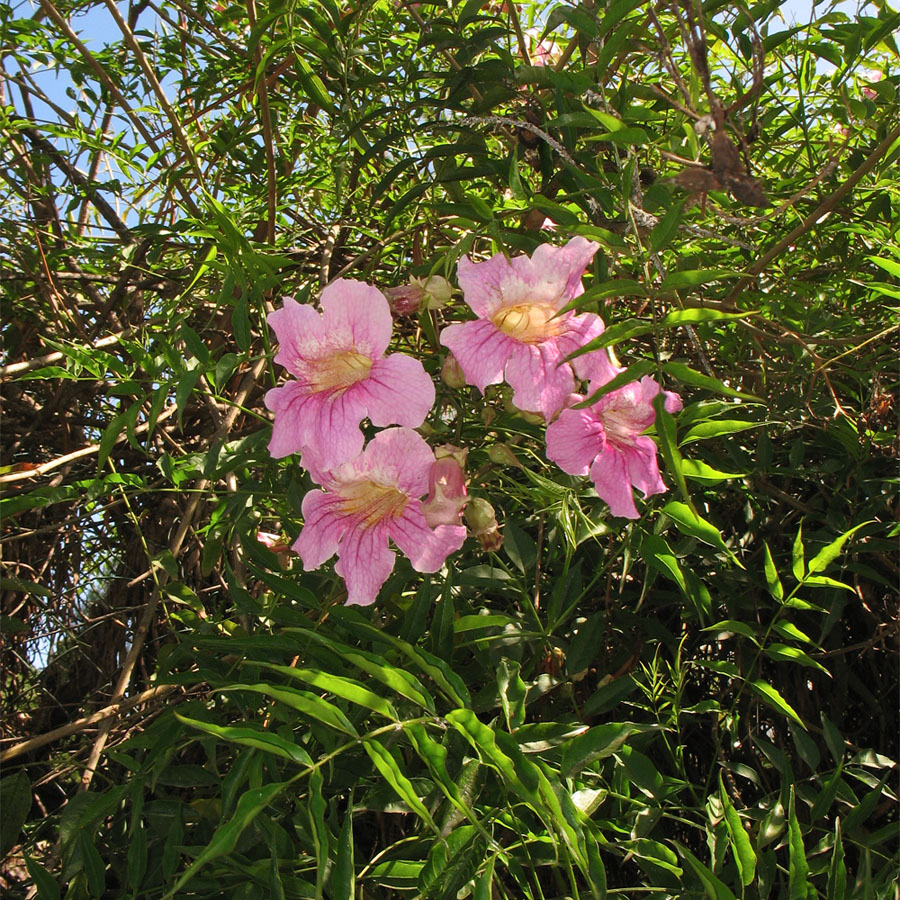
xmin=589 ymin=446 xmax=640 ymax=519
xmin=355 ymin=427 xmax=435 ymax=497
xmin=293 ymin=491 xmax=350 ymax=569
xmin=504 ymin=340 xmax=575 ymax=419
xmin=265 ymin=381 xmax=366 ymax=463
xmin=268 ymin=299 xmax=327 ymax=376
xmin=556 ymin=312 xmax=618 ymax=385
xmin=388 ymin=503 xmax=467 ymax=573
xmin=334 ymin=525 xmax=396 ymax=606
xmin=352 ymin=353 xmax=435 ymax=429
xmin=421 ymin=458 xmax=467 ymax=528
xmin=545 ymin=406 xmax=605 ymax=476
xmin=456 ymin=253 xmax=517 ymax=318
xmin=529 ymin=237 xmax=599 ymax=307
xmin=625 ymin=435 xmax=667 ymax=499
xmin=440 ymin=319 xmax=515 ymax=393
xmin=320 ymin=279 xmax=392 ymax=359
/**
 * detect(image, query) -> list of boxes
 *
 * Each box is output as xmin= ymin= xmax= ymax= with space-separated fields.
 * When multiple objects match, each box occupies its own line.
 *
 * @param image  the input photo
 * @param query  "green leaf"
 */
xmin=673 ymin=842 xmax=738 ymax=900
xmin=702 ymin=619 xmax=760 ymax=644
xmin=826 ymin=819 xmax=847 ymax=900
xmin=763 ymin=543 xmax=784 ymax=601
xmin=764 ymin=643 xmax=829 ymax=675
xmin=258 ymin=663 xmax=399 ymax=720
xmin=419 ymin=826 xmax=484 ymax=900
xmin=792 ymin=523 xmax=805 ymax=581
xmin=749 ymin=681 xmax=806 ymax=728
xmin=331 ymin=804 xmax=355 ymax=900
xmin=560 ymin=723 xmax=649 ymax=776
xmin=175 ymin=714 xmax=313 ymax=765
xmin=787 ymin=786 xmax=811 ymax=900
xmin=162 ymin=781 xmax=289 ymax=899
xmin=641 ymin=533 xmax=686 ymax=593
xmin=719 ymin=777 xmax=756 ymax=887
xmin=650 ymin=200 xmax=684 ymax=252
xmin=680 ymin=419 xmax=762 ymax=444
xmin=219 ymin=683 xmax=358 ymax=735
xmin=664 ymin=361 xmax=761 ymax=401
xmin=660 ymin=308 xmax=755 ymax=327
xmin=680 ymin=459 xmax=745 ymax=485
xmin=659 ymin=269 xmax=741 ymax=292
xmin=0 ymin=771 xmax=32 ymax=857
xmin=806 ymin=522 xmax=870 ymax=575
xmin=661 ymin=501 xmax=741 ymax=565
xmin=653 ymin=393 xmax=691 ymax=505
xmin=362 ymin=740 xmax=436 ymax=830
xmin=25 ymin=856 xmax=60 ymax=900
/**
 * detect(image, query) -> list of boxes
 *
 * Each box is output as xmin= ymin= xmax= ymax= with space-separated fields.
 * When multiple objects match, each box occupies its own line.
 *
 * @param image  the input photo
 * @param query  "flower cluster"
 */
xmin=264 ymin=238 xmax=680 ymax=606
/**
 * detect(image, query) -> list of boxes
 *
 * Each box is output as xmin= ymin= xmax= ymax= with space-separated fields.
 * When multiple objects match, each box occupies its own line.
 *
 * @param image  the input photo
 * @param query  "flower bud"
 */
xmin=383 ymin=283 xmax=424 ymax=317
xmin=421 ymin=275 xmax=452 ymax=310
xmin=434 ymin=443 xmax=468 ymax=467
xmin=487 ymin=443 xmax=521 ymax=468
xmin=421 ymin=457 xmax=468 ymax=528
xmin=441 ymin=353 xmax=467 ymax=390
xmin=464 ymin=498 xmax=502 ymax=551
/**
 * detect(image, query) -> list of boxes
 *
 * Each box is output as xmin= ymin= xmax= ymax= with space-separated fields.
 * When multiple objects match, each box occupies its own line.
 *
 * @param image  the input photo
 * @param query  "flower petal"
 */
xmin=265 ymin=382 xmax=366 ymax=463
xmin=352 ymin=353 xmax=435 ymax=429
xmin=504 ymin=340 xmax=575 ymax=418
xmin=529 ymin=237 xmax=599 ymax=307
xmin=320 ymin=279 xmax=392 ymax=359
xmin=355 ymin=427 xmax=434 ymax=497
xmin=440 ymin=319 xmax=515 ymax=393
xmin=589 ymin=446 xmax=640 ymax=519
xmin=546 ymin=406 xmax=605 ymax=476
xmin=293 ymin=490 xmax=349 ymax=569
xmin=556 ymin=312 xmax=619 ymax=385
xmin=456 ymin=252 xmax=517 ymax=318
xmin=268 ymin=298 xmax=327 ymax=375
xmin=388 ymin=503 xmax=467 ymax=573
xmin=625 ymin=435 xmax=667 ymax=499
xmin=334 ymin=525 xmax=395 ymax=606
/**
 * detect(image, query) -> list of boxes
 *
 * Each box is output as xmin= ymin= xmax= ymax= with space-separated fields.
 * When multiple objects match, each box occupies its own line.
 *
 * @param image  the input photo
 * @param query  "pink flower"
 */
xmin=421 ymin=455 xmax=468 ymax=527
xmin=293 ymin=428 xmax=467 ymax=606
xmin=439 ymin=238 xmax=617 ymax=419
xmin=546 ymin=377 xmax=682 ymax=519
xmin=264 ymin=280 xmax=435 ymax=466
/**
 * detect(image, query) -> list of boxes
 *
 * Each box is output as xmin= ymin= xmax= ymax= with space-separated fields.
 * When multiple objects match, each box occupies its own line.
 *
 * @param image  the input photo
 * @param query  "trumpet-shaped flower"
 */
xmin=293 ymin=428 xmax=467 ymax=606
xmin=546 ymin=377 xmax=682 ymax=519
xmin=265 ymin=280 xmax=435 ymax=466
xmin=439 ymin=238 xmax=617 ymax=419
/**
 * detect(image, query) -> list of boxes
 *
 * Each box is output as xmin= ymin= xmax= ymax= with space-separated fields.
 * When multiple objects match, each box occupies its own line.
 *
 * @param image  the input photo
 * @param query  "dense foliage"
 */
xmin=1 ymin=0 xmax=898 ymax=898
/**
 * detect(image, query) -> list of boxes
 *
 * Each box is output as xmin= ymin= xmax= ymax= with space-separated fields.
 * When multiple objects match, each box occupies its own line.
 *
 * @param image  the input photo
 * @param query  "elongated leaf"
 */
xmin=25 ymin=856 xmax=60 ymax=900
xmin=560 ymin=723 xmax=649 ymax=776
xmin=719 ymin=777 xmax=756 ymax=887
xmin=673 ymin=842 xmax=738 ymax=900
xmin=764 ymin=643 xmax=830 ymax=674
xmin=826 ymin=819 xmax=847 ymax=900
xmin=163 ymin=781 xmax=289 ymax=899
xmin=792 ymin=523 xmax=805 ymax=581
xmin=664 ymin=361 xmax=761 ymax=401
xmin=175 ymin=714 xmax=313 ymax=765
xmin=787 ymin=786 xmax=811 ymax=900
xmin=659 ymin=269 xmax=741 ymax=291
xmin=806 ymin=522 xmax=870 ymax=575
xmin=763 ymin=542 xmax=784 ymax=601
xmin=749 ymin=681 xmax=806 ymax=728
xmin=259 ymin=663 xmax=399 ymax=720
xmin=680 ymin=419 xmax=762 ymax=444
xmin=660 ymin=308 xmax=755 ymax=327
xmin=661 ymin=501 xmax=742 ymax=565
xmin=362 ymin=740 xmax=436 ymax=830
xmin=680 ymin=459 xmax=745 ymax=485
xmin=219 ymin=684 xmax=358 ymax=735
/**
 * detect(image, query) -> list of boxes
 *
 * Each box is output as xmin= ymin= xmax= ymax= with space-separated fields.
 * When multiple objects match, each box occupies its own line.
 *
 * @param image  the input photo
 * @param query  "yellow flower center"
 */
xmin=338 ymin=480 xmax=409 ymax=527
xmin=306 ymin=350 xmax=373 ymax=394
xmin=492 ymin=303 xmax=562 ymax=344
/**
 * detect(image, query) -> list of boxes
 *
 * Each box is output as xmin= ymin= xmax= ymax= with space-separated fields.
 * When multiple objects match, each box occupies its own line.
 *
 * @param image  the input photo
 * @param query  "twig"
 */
xmin=0 ymin=684 xmax=179 ymax=763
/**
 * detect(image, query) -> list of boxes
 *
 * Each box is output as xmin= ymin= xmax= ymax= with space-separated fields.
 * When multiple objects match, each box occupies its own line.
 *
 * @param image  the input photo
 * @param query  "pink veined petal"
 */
xmin=624 ymin=435 xmax=667 ymax=499
xmin=388 ymin=503 xmax=467 ymax=573
xmin=456 ymin=253 xmax=518 ymax=318
xmin=589 ymin=446 xmax=640 ymax=519
xmin=504 ymin=339 xmax=575 ymax=419
xmin=320 ymin=279 xmax=393 ymax=359
xmin=554 ymin=312 xmax=620 ymax=386
xmin=353 ymin=427 xmax=435 ymax=498
xmin=292 ymin=491 xmax=350 ymax=569
xmin=268 ymin=299 xmax=327 ymax=375
xmin=265 ymin=382 xmax=367 ymax=464
xmin=529 ymin=237 xmax=599 ymax=306
xmin=352 ymin=353 xmax=435 ymax=430
xmin=334 ymin=525 xmax=396 ymax=606
xmin=546 ymin=406 xmax=605 ymax=476
xmin=440 ymin=319 xmax=516 ymax=393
